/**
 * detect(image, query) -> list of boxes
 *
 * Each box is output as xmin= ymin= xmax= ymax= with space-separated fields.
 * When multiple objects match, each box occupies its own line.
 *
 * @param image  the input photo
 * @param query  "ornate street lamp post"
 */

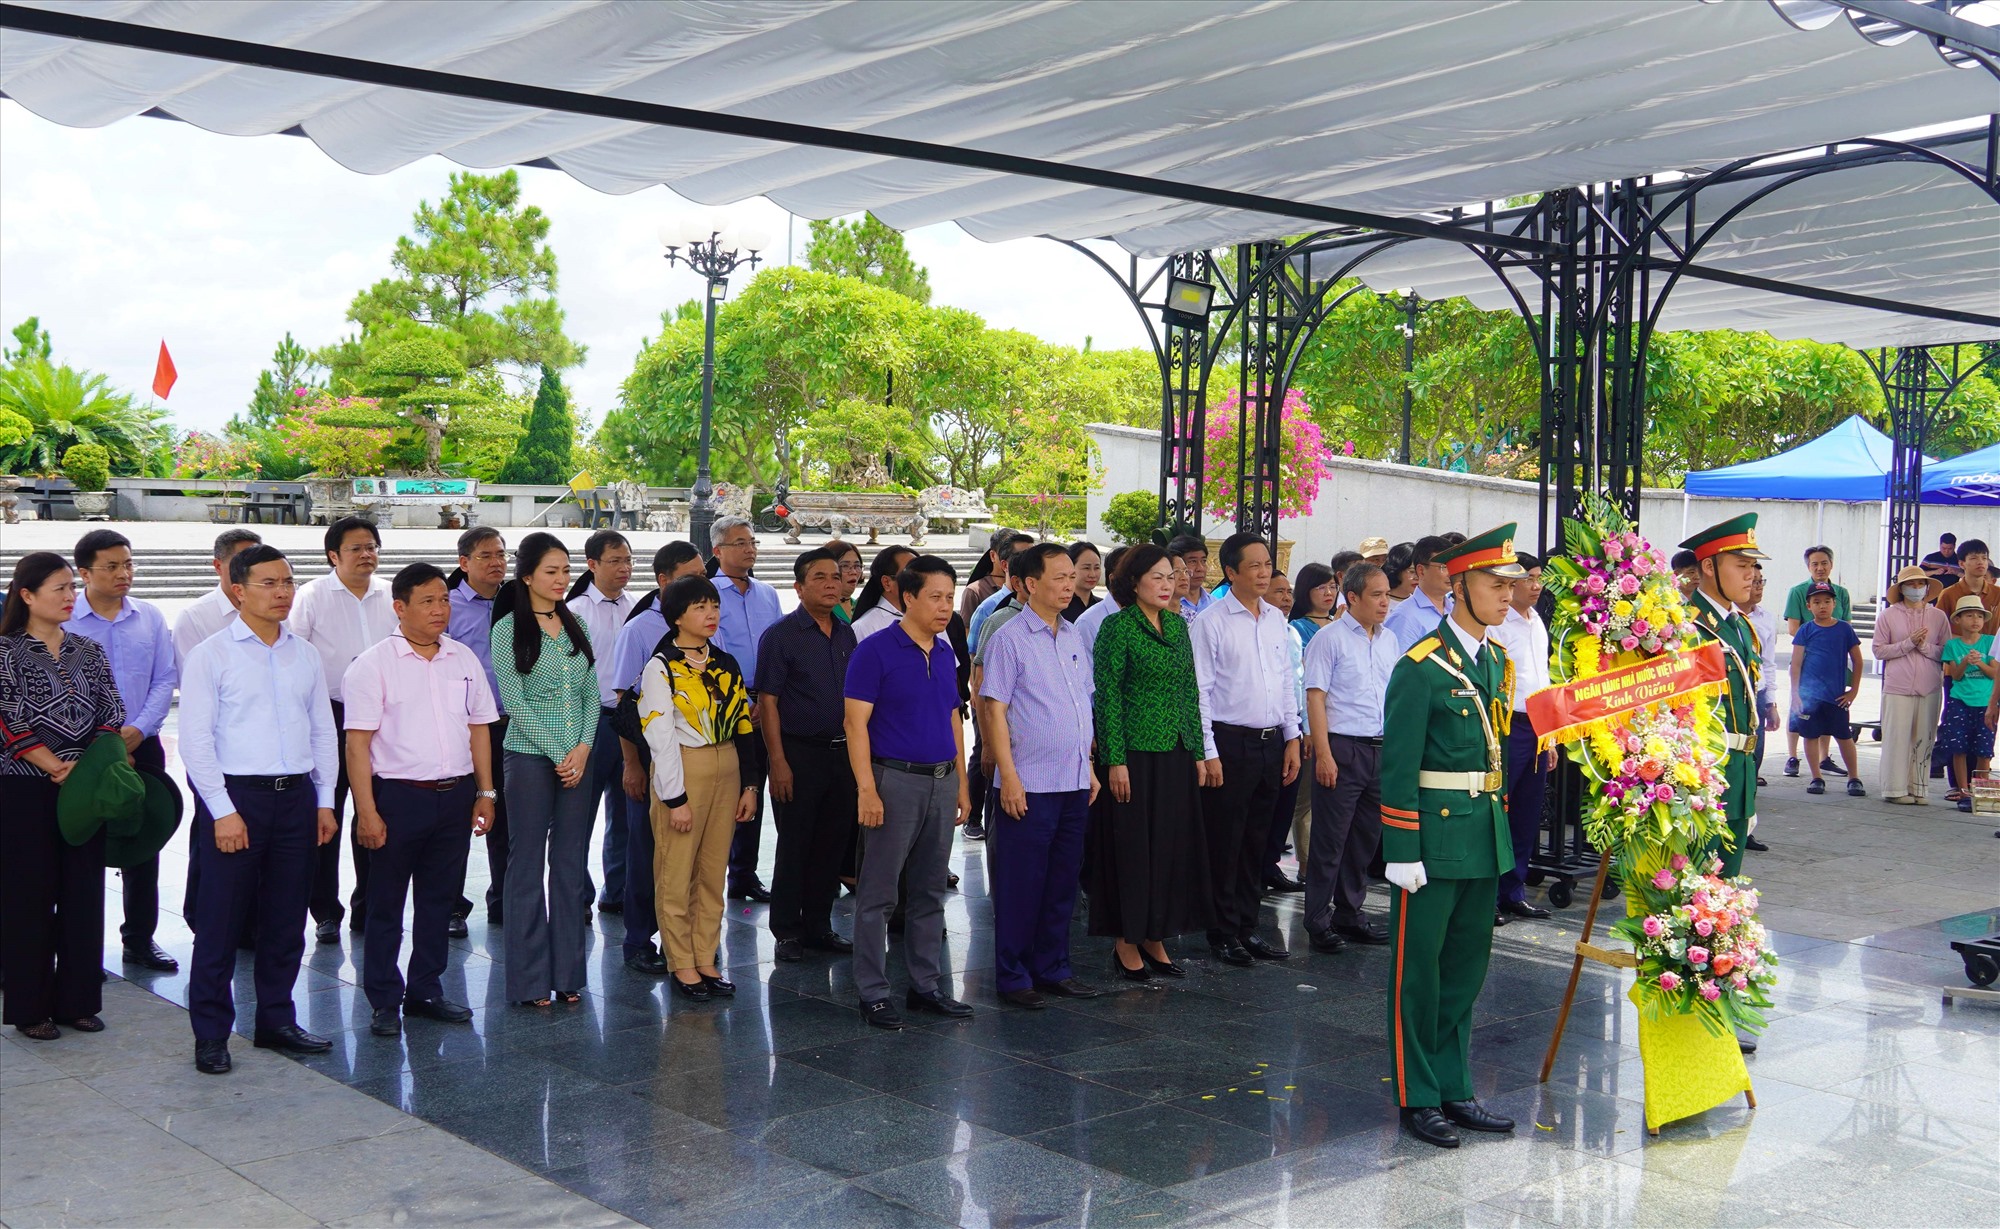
xmin=660 ymin=216 xmax=767 ymax=554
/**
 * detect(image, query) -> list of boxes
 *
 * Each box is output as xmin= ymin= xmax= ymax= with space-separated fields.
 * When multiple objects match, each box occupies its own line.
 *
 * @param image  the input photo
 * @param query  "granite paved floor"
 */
xmin=4 ymin=736 xmax=1996 ymax=1228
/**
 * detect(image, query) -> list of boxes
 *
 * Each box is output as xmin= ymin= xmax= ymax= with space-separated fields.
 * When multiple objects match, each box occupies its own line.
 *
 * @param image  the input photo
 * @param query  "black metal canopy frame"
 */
xmin=1061 ymin=122 xmax=2000 ymax=565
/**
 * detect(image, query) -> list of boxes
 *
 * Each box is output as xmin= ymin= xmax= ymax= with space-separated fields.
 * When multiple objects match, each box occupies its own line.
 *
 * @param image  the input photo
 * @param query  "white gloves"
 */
xmin=1746 ymin=812 xmax=1758 ymax=835
xmin=1386 ymin=861 xmax=1428 ymax=894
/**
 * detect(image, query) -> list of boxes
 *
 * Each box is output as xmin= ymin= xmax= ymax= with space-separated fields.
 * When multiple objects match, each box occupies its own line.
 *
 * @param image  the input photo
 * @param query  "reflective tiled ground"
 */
xmin=95 ymin=809 xmax=1998 ymax=1229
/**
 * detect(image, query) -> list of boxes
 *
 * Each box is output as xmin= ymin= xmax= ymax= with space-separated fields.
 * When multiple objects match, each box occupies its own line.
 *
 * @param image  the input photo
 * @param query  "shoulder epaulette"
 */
xmin=1404 ymin=636 xmax=1440 ymax=662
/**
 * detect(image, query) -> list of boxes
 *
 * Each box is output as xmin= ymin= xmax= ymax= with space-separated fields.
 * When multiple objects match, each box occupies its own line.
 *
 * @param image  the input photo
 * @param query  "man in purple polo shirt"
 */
xmin=979 ymin=543 xmax=1102 ymax=1009
xmin=844 ymin=555 xmax=973 ymax=1031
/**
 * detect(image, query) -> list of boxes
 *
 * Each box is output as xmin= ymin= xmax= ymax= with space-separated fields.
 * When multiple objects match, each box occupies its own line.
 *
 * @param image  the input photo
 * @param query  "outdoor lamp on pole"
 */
xmin=660 ymin=212 xmax=769 ymax=554
xmin=1390 ymin=288 xmax=1420 ymax=466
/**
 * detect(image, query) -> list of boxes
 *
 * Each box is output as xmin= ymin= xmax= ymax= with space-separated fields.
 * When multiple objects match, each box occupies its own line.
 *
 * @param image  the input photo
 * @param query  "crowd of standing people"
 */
xmin=3 ymin=513 xmax=1995 ymax=1143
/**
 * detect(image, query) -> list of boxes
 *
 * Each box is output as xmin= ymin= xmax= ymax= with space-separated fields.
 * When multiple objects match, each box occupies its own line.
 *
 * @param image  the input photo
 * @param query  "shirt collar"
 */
xmin=586 ymin=581 xmax=627 ymax=605
xmin=454 ymin=580 xmax=495 ymax=604
xmin=228 ymin=618 xmax=294 ymax=647
xmin=1444 ymin=615 xmax=1487 ymax=658
xmin=390 ymin=632 xmax=462 ymax=660
xmin=76 ymin=596 xmax=133 ymax=625
xmin=1695 ymin=587 xmax=1736 ymax=619
xmin=1340 ymin=614 xmax=1385 ymax=641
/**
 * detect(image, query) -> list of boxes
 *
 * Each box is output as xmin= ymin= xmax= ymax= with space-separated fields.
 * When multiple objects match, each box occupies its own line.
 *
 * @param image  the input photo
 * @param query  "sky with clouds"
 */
xmin=0 ymin=99 xmax=1153 ymax=439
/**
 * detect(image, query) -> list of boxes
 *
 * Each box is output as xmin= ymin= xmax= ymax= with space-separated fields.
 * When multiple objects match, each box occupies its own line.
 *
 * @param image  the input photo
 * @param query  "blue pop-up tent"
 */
xmin=1923 ymin=443 xmax=2000 ymax=506
xmin=1683 ymin=415 xmax=1913 ymax=502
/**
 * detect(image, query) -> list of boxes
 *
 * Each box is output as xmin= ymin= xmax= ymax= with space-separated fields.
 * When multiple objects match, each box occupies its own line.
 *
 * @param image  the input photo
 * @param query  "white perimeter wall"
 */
xmin=1086 ymin=423 xmax=2000 ymax=606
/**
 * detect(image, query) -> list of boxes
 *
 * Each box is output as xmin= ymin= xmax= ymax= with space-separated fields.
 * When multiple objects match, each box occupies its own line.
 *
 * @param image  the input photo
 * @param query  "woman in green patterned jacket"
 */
xmin=1087 ymin=544 xmax=1215 ymax=981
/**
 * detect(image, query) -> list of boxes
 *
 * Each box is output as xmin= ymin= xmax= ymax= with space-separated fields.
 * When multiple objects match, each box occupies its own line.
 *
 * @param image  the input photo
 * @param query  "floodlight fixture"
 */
xmin=1162 ymin=276 xmax=1215 ymax=331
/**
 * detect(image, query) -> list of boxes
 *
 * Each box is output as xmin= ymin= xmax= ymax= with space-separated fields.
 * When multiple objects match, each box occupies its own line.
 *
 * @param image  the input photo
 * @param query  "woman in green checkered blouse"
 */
xmin=1087 ymin=544 xmax=1214 ymax=980
xmin=491 ymin=532 xmax=602 ymax=1008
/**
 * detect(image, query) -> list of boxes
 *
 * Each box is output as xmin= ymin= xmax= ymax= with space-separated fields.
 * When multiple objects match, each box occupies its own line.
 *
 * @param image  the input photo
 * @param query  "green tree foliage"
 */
xmin=497 ymin=365 xmax=576 ymax=485
xmin=5 ymin=317 xmax=52 ymax=364
xmin=805 ymin=214 xmax=932 ymax=303
xmin=331 ymin=170 xmax=583 ymax=384
xmin=316 ymin=333 xmax=497 ymax=474
xmin=60 ymin=442 xmax=110 ymax=492
xmin=0 ymin=408 xmax=31 ymax=450
xmin=0 ymin=356 xmax=166 ymax=476
xmin=1642 ymin=331 xmax=1882 ymax=476
xmin=1103 ymin=489 xmax=1164 ymax=545
xmin=239 ymin=332 xmax=320 ymax=433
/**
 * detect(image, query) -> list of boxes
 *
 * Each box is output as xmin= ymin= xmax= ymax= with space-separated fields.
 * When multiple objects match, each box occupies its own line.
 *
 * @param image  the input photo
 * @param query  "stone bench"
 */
xmin=916 ymin=485 xmax=993 ymax=535
xmin=781 ymin=491 xmax=926 ymax=545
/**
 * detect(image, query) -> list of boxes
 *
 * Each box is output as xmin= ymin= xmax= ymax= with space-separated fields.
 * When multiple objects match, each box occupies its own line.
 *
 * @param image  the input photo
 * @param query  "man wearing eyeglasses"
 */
xmin=288 ymin=515 xmax=396 ymax=944
xmin=64 ymin=529 xmax=181 ymax=974
xmin=709 ymin=516 xmax=782 ymax=903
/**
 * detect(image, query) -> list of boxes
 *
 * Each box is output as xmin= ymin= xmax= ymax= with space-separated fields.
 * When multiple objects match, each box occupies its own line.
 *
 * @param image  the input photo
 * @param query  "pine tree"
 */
xmin=498 ymin=365 xmax=575 ymax=485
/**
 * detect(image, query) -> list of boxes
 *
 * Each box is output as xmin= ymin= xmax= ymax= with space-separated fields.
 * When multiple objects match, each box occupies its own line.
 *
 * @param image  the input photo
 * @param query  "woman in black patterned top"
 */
xmin=0 ymin=552 xmax=124 ymax=1039
xmin=1087 ymin=544 xmax=1214 ymax=980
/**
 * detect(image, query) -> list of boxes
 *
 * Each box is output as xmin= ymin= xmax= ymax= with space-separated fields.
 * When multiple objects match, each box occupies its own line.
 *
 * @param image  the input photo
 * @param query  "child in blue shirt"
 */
xmin=1788 ymin=582 xmax=1864 ymax=796
xmin=1939 ymin=594 xmax=1997 ymax=812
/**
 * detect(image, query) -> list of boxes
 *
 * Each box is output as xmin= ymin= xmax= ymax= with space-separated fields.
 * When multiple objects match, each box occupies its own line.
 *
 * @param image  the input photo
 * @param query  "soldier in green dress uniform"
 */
xmin=1679 ymin=514 xmax=1768 ymax=881
xmin=1381 ymin=523 xmax=1526 ymax=1149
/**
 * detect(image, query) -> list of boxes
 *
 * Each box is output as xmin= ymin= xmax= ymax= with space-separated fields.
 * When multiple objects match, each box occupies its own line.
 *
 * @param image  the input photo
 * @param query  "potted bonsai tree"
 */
xmin=62 ymin=442 xmax=113 ymax=520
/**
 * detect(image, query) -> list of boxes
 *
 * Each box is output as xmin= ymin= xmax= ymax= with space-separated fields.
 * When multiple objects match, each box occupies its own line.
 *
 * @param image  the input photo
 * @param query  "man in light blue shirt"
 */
xmin=1167 ymin=534 xmax=1216 ymax=620
xmin=1301 ymin=561 xmax=1400 ymax=952
xmin=1383 ymin=535 xmax=1456 ymax=654
xmin=178 ymin=545 xmax=339 ymax=1076
xmin=708 ymin=517 xmax=783 ymax=900
xmin=447 ymin=526 xmax=508 ymax=931
xmin=65 ymin=529 xmax=180 ymax=973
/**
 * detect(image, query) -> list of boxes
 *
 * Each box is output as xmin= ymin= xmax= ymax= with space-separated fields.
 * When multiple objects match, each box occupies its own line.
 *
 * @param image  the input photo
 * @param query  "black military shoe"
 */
xmin=403 ymin=997 xmax=473 ymax=1023
xmin=123 ymin=941 xmax=179 ymax=972
xmin=1441 ymin=1099 xmax=1515 ymax=1133
xmin=194 ymin=1038 xmax=232 ymax=1075
xmin=370 ymin=1008 xmax=401 ymax=1037
xmin=252 ymin=1024 xmax=332 ymax=1054
xmin=1400 ymin=1106 xmax=1460 ymax=1148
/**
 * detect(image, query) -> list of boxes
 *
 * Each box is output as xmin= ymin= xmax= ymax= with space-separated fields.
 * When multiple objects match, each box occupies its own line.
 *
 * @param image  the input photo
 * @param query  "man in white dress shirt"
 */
xmin=1191 ymin=532 xmax=1302 ymax=966
xmin=179 ymin=545 xmax=338 ymax=1075
xmin=1301 ymin=561 xmax=1399 ymax=954
xmin=1488 ymin=553 xmax=1556 ymax=923
xmin=171 ymin=528 xmax=262 ymax=671
xmin=287 ymin=515 xmax=395 ymax=943
xmin=566 ymin=529 xmax=635 ymax=914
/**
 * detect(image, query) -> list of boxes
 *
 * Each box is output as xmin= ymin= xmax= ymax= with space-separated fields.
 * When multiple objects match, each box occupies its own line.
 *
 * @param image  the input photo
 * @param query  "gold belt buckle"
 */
xmin=1482 ymin=770 xmax=1503 ymax=793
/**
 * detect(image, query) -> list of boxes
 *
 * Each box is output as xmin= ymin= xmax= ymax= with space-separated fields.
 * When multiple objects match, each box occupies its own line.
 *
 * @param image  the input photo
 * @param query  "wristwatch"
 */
xmin=476 ymin=790 xmax=499 ymax=800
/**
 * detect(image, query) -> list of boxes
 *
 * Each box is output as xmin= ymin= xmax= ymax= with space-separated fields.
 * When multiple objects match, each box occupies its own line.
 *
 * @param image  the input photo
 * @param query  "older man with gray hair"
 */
xmin=710 ymin=515 xmax=784 ymax=902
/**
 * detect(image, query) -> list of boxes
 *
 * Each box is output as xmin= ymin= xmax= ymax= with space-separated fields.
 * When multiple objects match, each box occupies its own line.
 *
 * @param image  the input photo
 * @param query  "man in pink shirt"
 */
xmin=342 ymin=563 xmax=499 ymax=1037
xmin=1874 ymin=564 xmax=1950 ymax=805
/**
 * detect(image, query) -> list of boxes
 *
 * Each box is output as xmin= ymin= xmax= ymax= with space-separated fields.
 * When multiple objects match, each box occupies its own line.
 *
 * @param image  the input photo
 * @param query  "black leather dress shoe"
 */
xmin=1034 ymin=978 xmax=1100 ymax=999
xmin=1494 ymin=910 xmax=1510 ymax=928
xmin=1745 ymin=836 xmax=1770 ymax=852
xmin=446 ymin=915 xmax=470 ymax=939
xmin=123 ymin=941 xmax=180 ymax=972
xmin=774 ymin=938 xmax=804 ymax=963
xmin=728 ymin=883 xmax=772 ymax=903
xmin=314 ymin=919 xmax=341 ymax=945
xmin=671 ymin=976 xmax=712 ymax=1002
xmin=1442 ymin=1099 xmax=1515 ymax=1133
xmin=1504 ymin=900 xmax=1553 ymax=920
xmin=1210 ymin=941 xmax=1254 ymax=967
xmin=626 ymin=951 xmax=670 ymax=975
xmin=701 ymin=974 xmax=737 ymax=997
xmin=194 ymin=1038 xmax=232 ymax=1075
xmin=1400 ymin=1106 xmax=1460 ymax=1148
xmin=1738 ymin=1035 xmax=1758 ymax=1054
xmin=1242 ymin=936 xmax=1290 ymax=961
xmin=905 ymin=988 xmax=974 ymax=1018
xmin=253 ymin=1024 xmax=332 ymax=1054
xmin=804 ymin=931 xmax=854 ymax=953
xmin=1262 ymin=873 xmax=1305 ymax=893
xmin=861 ymin=999 xmax=905 ymax=1030
xmin=370 ymin=1008 xmax=401 ymax=1037
xmin=1001 ymin=988 xmax=1048 ymax=1009
xmin=404 ymin=997 xmax=473 ymax=1023
xmin=1308 ymin=928 xmax=1348 ymax=955
xmin=1335 ymin=921 xmax=1391 ymax=945
xmin=597 ymin=898 xmax=624 ymax=914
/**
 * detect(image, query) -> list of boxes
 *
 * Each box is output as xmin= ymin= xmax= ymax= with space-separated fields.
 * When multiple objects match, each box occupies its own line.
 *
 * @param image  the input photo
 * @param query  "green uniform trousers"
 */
xmin=1709 ymin=748 xmax=1753 ymax=878
xmin=1387 ymin=873 xmax=1497 ymax=1108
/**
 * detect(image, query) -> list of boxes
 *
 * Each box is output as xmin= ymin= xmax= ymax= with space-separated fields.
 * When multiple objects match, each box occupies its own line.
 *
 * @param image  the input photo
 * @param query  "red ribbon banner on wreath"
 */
xmin=1525 ymin=643 xmax=1728 ymax=753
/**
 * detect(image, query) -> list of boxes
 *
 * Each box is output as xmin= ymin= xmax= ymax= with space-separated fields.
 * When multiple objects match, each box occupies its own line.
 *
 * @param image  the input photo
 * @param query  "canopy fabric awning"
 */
xmin=1305 ymin=128 xmax=2000 ymax=349
xmin=2 ymin=1 xmax=1993 ymax=249
xmin=1923 ymin=442 xmax=2000 ymax=505
xmin=1682 ymin=414 xmax=1925 ymax=501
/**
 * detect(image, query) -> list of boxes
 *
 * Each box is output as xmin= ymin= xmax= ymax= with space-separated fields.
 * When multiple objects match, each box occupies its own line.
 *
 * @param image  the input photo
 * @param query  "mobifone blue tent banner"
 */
xmin=1682 ymin=415 xmax=1914 ymax=503
xmin=1922 ymin=443 xmax=2000 ymax=506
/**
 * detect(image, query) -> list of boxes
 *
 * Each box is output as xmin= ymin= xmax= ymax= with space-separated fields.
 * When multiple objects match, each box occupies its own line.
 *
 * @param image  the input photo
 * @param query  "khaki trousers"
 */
xmin=1879 ymin=690 xmax=1942 ymax=801
xmin=652 ymin=743 xmax=740 ymax=973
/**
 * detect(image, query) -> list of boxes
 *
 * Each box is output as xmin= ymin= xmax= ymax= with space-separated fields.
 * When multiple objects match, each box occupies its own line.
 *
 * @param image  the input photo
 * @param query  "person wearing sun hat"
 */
xmin=1679 ymin=514 xmax=1769 ymax=880
xmin=1874 ymin=564 xmax=1949 ymax=805
xmin=1379 ymin=522 xmax=1525 ymax=1149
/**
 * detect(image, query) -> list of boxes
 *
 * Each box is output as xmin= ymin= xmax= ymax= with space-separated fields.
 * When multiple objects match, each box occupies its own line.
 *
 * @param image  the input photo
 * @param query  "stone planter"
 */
xmin=299 ymin=477 xmax=355 ymax=525
xmin=73 ymin=490 xmax=114 ymax=521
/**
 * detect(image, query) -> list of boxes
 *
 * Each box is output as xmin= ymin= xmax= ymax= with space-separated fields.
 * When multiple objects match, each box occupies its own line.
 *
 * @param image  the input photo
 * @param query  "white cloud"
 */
xmin=0 ymin=100 xmax=1154 ymax=440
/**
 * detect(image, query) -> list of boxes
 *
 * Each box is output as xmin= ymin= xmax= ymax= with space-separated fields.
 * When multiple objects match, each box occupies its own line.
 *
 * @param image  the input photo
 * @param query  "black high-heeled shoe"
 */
xmin=671 ymin=976 xmax=712 ymax=1002
xmin=1112 ymin=949 xmax=1152 ymax=983
xmin=1140 ymin=949 xmax=1186 ymax=979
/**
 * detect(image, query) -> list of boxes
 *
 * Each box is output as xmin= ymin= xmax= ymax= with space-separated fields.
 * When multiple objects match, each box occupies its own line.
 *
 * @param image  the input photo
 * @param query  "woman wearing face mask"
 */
xmin=1873 ymin=566 xmax=1949 ymax=805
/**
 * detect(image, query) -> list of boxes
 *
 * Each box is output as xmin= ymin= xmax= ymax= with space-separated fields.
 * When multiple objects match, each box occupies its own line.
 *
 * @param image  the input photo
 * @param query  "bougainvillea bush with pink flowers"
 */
xmin=1612 ymin=853 xmax=1778 ymax=1037
xmin=1189 ymin=387 xmax=1332 ymax=522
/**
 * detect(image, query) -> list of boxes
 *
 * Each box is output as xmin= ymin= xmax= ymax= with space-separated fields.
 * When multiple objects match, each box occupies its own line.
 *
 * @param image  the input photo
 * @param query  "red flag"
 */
xmin=152 ymin=341 xmax=177 ymax=399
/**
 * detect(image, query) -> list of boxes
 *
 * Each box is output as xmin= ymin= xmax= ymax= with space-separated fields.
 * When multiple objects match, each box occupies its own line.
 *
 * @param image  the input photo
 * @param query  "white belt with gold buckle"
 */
xmin=1417 ymin=769 xmax=1503 ymax=796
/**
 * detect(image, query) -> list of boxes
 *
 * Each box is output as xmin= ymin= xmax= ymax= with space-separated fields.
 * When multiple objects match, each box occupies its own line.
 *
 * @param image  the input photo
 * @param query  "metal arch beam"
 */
xmin=0 ymin=2 xmax=1554 ymax=258
xmin=1672 ymin=264 xmax=2000 ymax=331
